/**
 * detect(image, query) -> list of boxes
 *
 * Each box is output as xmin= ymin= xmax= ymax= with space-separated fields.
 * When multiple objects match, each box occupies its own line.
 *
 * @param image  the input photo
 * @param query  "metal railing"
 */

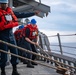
xmin=38 ymin=32 xmax=76 ymax=74
xmin=0 ymin=33 xmax=76 ymax=74
xmin=0 ymin=40 xmax=76 ymax=75
xmin=39 ymin=33 xmax=76 ymax=56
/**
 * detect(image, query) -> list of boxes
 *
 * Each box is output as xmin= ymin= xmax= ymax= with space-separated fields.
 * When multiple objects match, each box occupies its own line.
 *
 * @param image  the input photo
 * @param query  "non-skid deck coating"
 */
xmin=0 ymin=61 xmax=62 ymax=75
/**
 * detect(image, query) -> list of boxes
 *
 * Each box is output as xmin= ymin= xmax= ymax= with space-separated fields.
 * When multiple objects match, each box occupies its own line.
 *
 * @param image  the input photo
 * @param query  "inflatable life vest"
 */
xmin=23 ymin=24 xmax=38 ymax=40
xmin=0 ymin=7 xmax=18 ymax=31
xmin=14 ymin=29 xmax=23 ymax=40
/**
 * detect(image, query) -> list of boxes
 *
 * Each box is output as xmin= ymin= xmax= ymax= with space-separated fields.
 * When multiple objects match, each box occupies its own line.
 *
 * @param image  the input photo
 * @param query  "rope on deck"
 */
xmin=0 ymin=40 xmax=76 ymax=70
xmin=0 ymin=49 xmax=57 ymax=70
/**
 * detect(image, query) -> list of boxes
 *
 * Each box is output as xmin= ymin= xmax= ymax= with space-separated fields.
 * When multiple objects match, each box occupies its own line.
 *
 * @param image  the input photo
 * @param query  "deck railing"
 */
xmin=38 ymin=32 xmax=76 ymax=74
xmin=0 ymin=39 xmax=76 ymax=75
xmin=0 ymin=32 xmax=76 ymax=74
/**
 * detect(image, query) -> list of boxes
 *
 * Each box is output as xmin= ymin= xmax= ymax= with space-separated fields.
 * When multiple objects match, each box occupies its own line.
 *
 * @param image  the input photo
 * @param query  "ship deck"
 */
xmin=0 ymin=61 xmax=62 ymax=75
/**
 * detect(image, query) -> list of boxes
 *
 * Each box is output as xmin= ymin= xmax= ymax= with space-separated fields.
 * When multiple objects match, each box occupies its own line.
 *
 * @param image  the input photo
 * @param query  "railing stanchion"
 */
xmin=57 ymin=33 xmax=63 ymax=55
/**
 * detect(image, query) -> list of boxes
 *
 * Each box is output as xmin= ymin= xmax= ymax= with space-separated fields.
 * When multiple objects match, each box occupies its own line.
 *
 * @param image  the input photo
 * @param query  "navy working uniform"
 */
xmin=14 ymin=25 xmax=25 ymax=62
xmin=14 ymin=12 xmax=37 ymax=18
xmin=22 ymin=19 xmax=39 ymax=68
xmin=0 ymin=0 xmax=20 ymax=75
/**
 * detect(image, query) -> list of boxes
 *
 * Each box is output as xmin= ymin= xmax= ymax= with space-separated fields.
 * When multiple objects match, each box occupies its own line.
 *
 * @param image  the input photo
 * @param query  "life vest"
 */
xmin=14 ymin=29 xmax=23 ymax=40
xmin=0 ymin=7 xmax=18 ymax=31
xmin=23 ymin=24 xmax=38 ymax=40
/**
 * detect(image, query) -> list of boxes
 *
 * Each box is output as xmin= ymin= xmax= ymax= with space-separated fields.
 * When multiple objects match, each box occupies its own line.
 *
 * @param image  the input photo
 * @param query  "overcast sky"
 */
xmin=29 ymin=0 xmax=76 ymax=43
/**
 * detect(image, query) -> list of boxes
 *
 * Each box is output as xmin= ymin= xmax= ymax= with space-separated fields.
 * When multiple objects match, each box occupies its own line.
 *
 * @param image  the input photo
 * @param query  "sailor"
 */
xmin=0 ymin=0 xmax=20 ymax=75
xmin=14 ymin=25 xmax=25 ymax=62
xmin=22 ymin=19 xmax=39 ymax=68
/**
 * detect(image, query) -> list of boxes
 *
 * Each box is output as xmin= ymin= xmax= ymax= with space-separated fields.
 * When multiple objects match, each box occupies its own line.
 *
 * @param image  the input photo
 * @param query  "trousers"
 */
xmin=22 ymin=39 xmax=38 ymax=60
xmin=0 ymin=29 xmax=19 ymax=67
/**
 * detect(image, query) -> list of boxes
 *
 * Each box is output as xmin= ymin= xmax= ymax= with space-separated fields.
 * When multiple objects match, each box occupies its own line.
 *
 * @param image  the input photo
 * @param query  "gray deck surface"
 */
xmin=0 ymin=61 xmax=62 ymax=75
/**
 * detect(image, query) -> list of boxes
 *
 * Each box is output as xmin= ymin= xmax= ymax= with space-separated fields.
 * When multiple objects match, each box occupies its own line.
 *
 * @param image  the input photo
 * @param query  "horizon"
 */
xmin=13 ymin=0 xmax=76 ymax=43
xmin=29 ymin=0 xmax=76 ymax=43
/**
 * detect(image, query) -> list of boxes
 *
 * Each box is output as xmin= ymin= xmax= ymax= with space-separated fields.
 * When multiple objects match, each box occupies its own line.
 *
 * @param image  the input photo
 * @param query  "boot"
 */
xmin=23 ymin=59 xmax=28 ymax=64
xmin=12 ymin=71 xmax=20 ymax=75
xmin=1 ymin=72 xmax=6 ymax=75
xmin=27 ymin=61 xmax=34 ymax=68
xmin=12 ymin=65 xmax=20 ymax=75
xmin=31 ymin=62 xmax=38 ymax=65
xmin=1 ymin=67 xmax=6 ymax=75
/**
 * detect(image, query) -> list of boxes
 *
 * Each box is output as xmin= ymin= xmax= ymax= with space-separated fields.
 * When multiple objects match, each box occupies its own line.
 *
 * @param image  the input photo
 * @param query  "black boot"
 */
xmin=12 ymin=65 xmax=20 ymax=75
xmin=1 ymin=67 xmax=6 ymax=75
xmin=23 ymin=60 xmax=28 ymax=64
xmin=31 ymin=62 xmax=38 ymax=65
xmin=1 ymin=72 xmax=6 ymax=75
xmin=27 ymin=61 xmax=34 ymax=68
xmin=12 ymin=71 xmax=20 ymax=75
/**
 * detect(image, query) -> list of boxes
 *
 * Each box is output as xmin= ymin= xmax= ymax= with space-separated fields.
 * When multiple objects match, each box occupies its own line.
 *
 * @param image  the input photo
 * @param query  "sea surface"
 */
xmin=50 ymin=43 xmax=76 ymax=59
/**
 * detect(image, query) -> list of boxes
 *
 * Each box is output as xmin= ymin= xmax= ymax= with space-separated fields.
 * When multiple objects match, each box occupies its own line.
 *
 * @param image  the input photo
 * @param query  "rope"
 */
xmin=38 ymin=45 xmax=60 ymax=66
xmin=37 ymin=45 xmax=76 ymax=70
xmin=0 ymin=49 xmax=57 ymax=70
xmin=38 ymin=45 xmax=50 ymax=57
xmin=0 ymin=40 xmax=76 ymax=70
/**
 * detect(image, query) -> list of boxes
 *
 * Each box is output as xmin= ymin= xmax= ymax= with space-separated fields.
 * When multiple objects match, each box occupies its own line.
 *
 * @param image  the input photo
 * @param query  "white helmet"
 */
xmin=0 ymin=0 xmax=8 ymax=3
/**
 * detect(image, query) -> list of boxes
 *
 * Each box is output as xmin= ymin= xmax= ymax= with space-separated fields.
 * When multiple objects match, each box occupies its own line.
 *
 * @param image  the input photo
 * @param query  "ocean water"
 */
xmin=50 ymin=43 xmax=76 ymax=58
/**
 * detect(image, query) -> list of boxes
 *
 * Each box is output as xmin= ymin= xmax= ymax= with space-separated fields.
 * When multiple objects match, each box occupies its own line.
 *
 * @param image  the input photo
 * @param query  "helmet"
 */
xmin=0 ymin=0 xmax=8 ymax=3
xmin=31 ymin=19 xmax=37 ymax=24
xmin=19 ymin=25 xmax=24 ymax=29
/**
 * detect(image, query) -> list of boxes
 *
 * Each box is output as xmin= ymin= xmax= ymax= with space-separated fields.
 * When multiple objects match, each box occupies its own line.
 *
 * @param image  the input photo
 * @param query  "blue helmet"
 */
xmin=0 ymin=0 xmax=8 ymax=3
xmin=31 ymin=19 xmax=37 ymax=24
xmin=19 ymin=25 xmax=24 ymax=29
